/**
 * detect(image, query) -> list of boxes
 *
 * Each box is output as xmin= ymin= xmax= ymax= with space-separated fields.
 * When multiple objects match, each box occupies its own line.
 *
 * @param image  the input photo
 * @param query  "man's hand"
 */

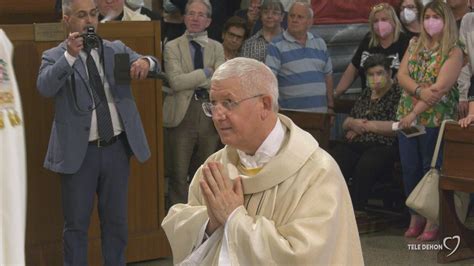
xmin=66 ymin=32 xmax=83 ymax=57
xmin=130 ymin=58 xmax=150 ymax=80
xmin=202 ymin=187 xmax=222 ymax=235
xmin=199 ymin=162 xmax=244 ymax=234
xmin=458 ymin=101 xmax=468 ymax=119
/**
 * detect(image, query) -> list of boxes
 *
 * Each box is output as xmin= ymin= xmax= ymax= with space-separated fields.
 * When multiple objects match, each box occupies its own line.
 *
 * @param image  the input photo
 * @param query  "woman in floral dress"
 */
xmin=397 ymin=1 xmax=463 ymax=241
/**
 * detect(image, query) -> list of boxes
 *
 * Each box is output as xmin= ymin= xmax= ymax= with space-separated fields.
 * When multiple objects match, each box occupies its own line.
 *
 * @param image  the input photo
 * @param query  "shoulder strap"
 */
xmin=430 ymin=119 xmax=455 ymax=168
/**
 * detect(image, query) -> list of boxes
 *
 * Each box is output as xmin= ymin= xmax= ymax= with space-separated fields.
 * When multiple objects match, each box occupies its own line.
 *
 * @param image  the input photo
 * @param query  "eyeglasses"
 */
xmin=73 ymin=8 xmax=99 ymax=19
xmin=261 ymin=10 xmax=282 ymax=17
xmin=185 ymin=12 xmax=208 ymax=19
xmin=225 ymin=31 xmax=245 ymax=41
xmin=201 ymin=94 xmax=263 ymax=117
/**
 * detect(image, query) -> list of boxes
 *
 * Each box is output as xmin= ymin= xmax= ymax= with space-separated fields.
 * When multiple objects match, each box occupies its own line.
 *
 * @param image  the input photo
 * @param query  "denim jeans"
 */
xmin=398 ymin=127 xmax=442 ymax=214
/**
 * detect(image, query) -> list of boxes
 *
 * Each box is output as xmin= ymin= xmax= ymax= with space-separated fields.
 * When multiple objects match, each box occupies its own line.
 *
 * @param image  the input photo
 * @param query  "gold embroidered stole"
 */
xmin=0 ymin=44 xmax=21 ymax=128
xmin=237 ymin=162 xmax=278 ymax=218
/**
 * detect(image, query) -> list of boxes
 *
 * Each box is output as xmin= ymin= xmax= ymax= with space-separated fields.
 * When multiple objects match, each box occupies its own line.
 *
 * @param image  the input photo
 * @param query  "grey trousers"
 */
xmin=165 ymin=99 xmax=220 ymax=206
xmin=61 ymin=134 xmax=131 ymax=266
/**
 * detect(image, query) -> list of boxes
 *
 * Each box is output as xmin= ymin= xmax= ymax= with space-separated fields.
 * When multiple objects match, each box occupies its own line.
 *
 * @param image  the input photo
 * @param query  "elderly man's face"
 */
xmin=184 ymin=2 xmax=212 ymax=33
xmin=63 ymin=0 xmax=99 ymax=34
xmin=210 ymin=78 xmax=265 ymax=152
xmin=288 ymin=4 xmax=312 ymax=36
xmin=97 ymin=0 xmax=124 ymax=17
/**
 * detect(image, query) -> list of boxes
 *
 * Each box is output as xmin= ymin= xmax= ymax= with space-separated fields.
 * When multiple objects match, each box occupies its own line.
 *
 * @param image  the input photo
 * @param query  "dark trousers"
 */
xmin=330 ymin=141 xmax=398 ymax=210
xmin=61 ymin=134 xmax=131 ymax=266
xmin=165 ymin=99 xmax=220 ymax=206
xmin=398 ymin=127 xmax=442 ymax=214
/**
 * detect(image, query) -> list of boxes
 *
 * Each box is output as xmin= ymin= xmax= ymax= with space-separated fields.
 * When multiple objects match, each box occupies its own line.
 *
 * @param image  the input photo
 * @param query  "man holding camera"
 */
xmin=36 ymin=0 xmax=160 ymax=265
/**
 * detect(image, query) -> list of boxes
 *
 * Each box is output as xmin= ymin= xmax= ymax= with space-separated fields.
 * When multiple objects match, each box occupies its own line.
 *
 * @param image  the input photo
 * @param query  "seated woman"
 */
xmin=330 ymin=53 xmax=401 ymax=214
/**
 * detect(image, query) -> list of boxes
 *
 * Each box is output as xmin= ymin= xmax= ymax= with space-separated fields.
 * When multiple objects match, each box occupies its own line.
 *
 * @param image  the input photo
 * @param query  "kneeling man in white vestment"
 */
xmin=162 ymin=57 xmax=364 ymax=265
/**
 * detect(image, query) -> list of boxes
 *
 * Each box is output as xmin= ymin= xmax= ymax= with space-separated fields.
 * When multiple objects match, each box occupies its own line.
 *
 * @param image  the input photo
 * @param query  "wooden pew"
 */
xmin=438 ymin=123 xmax=474 ymax=263
xmin=0 ymin=21 xmax=170 ymax=265
xmin=279 ymin=110 xmax=331 ymax=150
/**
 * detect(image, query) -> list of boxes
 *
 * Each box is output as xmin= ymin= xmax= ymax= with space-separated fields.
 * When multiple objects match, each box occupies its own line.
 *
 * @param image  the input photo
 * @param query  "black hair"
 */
xmin=363 ymin=53 xmax=392 ymax=72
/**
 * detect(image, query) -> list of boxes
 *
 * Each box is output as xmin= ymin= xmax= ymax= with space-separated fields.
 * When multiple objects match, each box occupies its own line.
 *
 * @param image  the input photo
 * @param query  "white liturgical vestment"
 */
xmin=0 ymin=29 xmax=26 ymax=265
xmin=162 ymin=114 xmax=363 ymax=265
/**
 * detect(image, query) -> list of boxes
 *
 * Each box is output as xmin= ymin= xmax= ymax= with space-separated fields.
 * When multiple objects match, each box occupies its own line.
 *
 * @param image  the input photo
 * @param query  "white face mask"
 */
xmin=400 ymin=8 xmax=417 ymax=24
xmin=126 ymin=0 xmax=145 ymax=10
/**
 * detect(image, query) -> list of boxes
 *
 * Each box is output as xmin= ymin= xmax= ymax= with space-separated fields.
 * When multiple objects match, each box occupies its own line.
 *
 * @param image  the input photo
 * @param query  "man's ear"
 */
xmin=63 ymin=15 xmax=70 ymax=28
xmin=260 ymin=95 xmax=273 ymax=119
xmin=205 ymin=18 xmax=212 ymax=29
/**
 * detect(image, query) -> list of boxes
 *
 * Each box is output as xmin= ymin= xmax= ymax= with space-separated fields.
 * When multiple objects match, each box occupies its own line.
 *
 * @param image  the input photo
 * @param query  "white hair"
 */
xmin=212 ymin=57 xmax=279 ymax=112
xmin=185 ymin=0 xmax=212 ymax=17
xmin=289 ymin=0 xmax=314 ymax=19
xmin=62 ymin=0 xmax=97 ymax=16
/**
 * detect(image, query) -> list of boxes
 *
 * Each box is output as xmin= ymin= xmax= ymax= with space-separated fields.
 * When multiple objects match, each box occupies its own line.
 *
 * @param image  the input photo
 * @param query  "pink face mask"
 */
xmin=374 ymin=21 xmax=393 ymax=38
xmin=424 ymin=18 xmax=444 ymax=36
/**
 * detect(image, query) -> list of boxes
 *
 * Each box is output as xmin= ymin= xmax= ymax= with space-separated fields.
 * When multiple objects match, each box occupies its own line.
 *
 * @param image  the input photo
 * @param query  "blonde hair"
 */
xmin=368 ymin=3 xmax=402 ymax=48
xmin=414 ymin=1 xmax=458 ymax=57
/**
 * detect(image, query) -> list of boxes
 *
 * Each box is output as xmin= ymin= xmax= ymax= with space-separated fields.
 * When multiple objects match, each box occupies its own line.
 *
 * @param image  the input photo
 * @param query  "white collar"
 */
xmin=186 ymin=30 xmax=209 ymax=46
xmin=237 ymin=118 xmax=286 ymax=169
xmin=122 ymin=5 xmax=150 ymax=21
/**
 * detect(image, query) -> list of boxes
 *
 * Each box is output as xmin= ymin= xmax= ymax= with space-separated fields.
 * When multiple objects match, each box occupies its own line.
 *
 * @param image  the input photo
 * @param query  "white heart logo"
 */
xmin=443 ymin=235 xmax=460 ymax=257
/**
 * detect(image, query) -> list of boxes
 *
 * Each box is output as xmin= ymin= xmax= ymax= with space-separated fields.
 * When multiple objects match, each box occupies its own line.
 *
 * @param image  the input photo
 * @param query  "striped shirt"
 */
xmin=266 ymin=31 xmax=332 ymax=112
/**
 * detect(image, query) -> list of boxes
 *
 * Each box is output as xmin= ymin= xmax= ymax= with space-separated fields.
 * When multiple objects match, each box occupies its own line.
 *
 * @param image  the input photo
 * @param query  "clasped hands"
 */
xmin=399 ymin=84 xmax=443 ymax=129
xmin=199 ymin=162 xmax=244 ymax=235
xmin=417 ymin=83 xmax=442 ymax=106
xmin=345 ymin=118 xmax=373 ymax=141
xmin=66 ymin=31 xmax=150 ymax=80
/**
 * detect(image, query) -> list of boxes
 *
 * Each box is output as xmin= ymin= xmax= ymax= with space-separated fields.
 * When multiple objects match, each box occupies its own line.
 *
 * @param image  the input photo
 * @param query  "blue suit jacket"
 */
xmin=37 ymin=40 xmax=159 ymax=174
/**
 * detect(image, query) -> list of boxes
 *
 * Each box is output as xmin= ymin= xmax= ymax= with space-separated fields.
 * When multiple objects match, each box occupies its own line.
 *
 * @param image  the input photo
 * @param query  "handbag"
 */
xmin=405 ymin=120 xmax=470 ymax=224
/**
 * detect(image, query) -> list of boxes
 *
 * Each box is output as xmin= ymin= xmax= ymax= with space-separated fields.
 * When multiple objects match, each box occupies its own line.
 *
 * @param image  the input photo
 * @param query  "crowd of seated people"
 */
xmin=89 ymin=0 xmax=474 ymax=243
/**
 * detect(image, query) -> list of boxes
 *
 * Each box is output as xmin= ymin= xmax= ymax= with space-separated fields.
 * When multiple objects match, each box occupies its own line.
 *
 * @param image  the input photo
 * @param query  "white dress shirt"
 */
xmin=64 ymin=49 xmax=156 ymax=141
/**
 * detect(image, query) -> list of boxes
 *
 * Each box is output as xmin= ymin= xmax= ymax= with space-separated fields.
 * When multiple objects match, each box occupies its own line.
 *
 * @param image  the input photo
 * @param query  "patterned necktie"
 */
xmin=85 ymin=48 xmax=114 ymax=142
xmin=190 ymin=40 xmax=204 ymax=69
